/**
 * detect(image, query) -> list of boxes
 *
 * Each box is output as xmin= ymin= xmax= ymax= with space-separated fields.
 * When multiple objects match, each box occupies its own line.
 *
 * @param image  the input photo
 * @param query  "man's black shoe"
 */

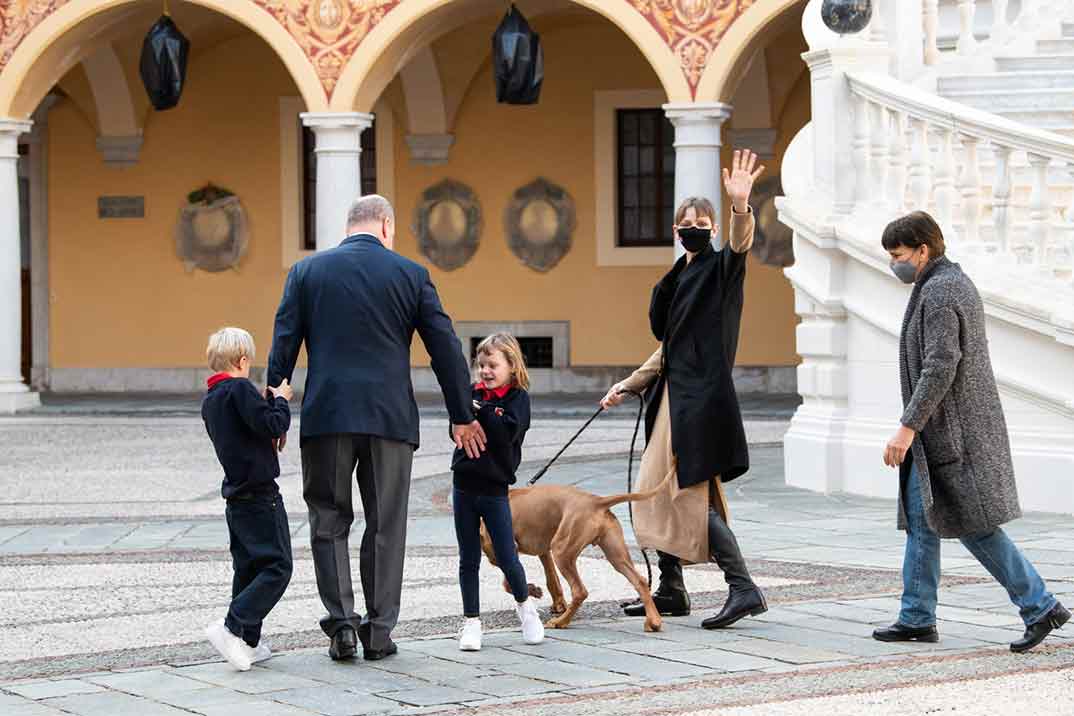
xmin=363 ymin=640 xmax=398 ymax=661
xmin=701 ymin=587 xmax=767 ymax=629
xmin=872 ymin=623 xmax=939 ymax=643
xmin=622 ymin=588 xmax=691 ymax=617
xmin=329 ymin=626 xmax=358 ymax=660
xmin=1011 ymin=602 xmax=1070 ymax=653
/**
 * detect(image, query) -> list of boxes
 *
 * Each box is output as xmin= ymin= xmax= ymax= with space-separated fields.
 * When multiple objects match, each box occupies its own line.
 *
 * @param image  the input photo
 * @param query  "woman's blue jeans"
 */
xmin=453 ymin=487 xmax=529 ymax=617
xmin=898 ymin=462 xmax=1056 ymax=629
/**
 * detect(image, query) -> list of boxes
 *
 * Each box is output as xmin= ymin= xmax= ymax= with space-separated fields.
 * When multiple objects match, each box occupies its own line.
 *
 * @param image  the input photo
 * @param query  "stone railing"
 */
xmin=845 ymin=70 xmax=1074 ymax=282
xmin=921 ymin=0 xmax=1072 ymax=63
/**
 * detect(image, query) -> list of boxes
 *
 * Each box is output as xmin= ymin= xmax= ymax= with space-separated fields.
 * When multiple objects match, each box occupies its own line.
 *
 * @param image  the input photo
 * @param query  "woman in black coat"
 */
xmin=603 ymin=150 xmax=767 ymax=630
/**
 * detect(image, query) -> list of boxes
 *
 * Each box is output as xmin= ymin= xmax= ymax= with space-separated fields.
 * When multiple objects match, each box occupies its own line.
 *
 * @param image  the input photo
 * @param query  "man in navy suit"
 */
xmin=267 ymin=194 xmax=485 ymax=661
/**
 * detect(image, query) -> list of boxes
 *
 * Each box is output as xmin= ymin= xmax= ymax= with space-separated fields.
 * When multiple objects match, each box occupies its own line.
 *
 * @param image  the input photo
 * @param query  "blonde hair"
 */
xmin=474 ymin=333 xmax=530 ymax=391
xmin=206 ymin=327 xmax=255 ymax=372
xmin=674 ymin=196 xmax=717 ymax=225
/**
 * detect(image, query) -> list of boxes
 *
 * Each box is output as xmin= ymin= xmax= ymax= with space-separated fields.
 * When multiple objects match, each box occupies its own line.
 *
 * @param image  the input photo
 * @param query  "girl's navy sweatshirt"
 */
xmin=451 ymin=384 xmax=530 ymax=497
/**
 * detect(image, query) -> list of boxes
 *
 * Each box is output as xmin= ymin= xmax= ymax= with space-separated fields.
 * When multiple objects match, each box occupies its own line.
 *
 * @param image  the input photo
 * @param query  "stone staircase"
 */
xmin=938 ymin=22 xmax=1074 ymax=138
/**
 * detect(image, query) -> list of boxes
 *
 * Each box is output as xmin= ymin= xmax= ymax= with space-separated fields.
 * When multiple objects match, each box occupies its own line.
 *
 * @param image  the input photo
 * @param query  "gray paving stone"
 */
xmin=379 ymin=685 xmax=485 ymax=706
xmin=0 ymin=526 xmax=29 ymax=545
xmin=258 ymin=651 xmax=428 ymax=692
xmin=85 ymin=669 xmax=209 ymax=697
xmin=493 ymin=660 xmax=631 ymax=687
xmin=193 ymin=702 xmax=316 ymax=716
xmin=61 ymin=524 xmax=135 ymax=550
xmin=5 ymin=679 xmax=107 ymax=700
xmin=3 ymin=704 xmax=71 ymax=716
xmin=716 ymin=637 xmax=851 ymax=664
xmin=602 ymin=638 xmax=708 ymax=657
xmin=450 ymin=674 xmax=565 ymax=697
xmin=152 ymin=687 xmax=263 ymax=709
xmin=509 ymin=641 xmax=712 ymax=680
xmin=0 ymin=692 xmax=35 ymax=707
xmin=177 ymin=662 xmax=324 ymax=693
xmin=367 ymin=654 xmax=493 ymax=684
xmin=659 ymin=647 xmax=782 ymax=672
xmin=271 ymin=686 xmax=396 ymax=715
xmin=42 ymin=691 xmax=191 ymax=716
xmin=536 ymin=627 xmax=640 ymax=646
xmin=404 ymin=638 xmax=534 ymax=665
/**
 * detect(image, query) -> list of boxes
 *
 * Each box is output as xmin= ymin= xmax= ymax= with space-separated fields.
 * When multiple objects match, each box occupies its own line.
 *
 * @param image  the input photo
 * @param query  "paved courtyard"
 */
xmin=1 ymin=395 xmax=1073 ymax=715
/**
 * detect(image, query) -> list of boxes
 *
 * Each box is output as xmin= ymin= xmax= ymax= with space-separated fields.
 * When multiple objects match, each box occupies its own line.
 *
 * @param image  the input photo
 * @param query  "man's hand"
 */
xmin=723 ymin=149 xmax=765 ymax=213
xmin=883 ymin=425 xmax=916 ymax=467
xmin=453 ymin=421 xmax=487 ymax=459
xmin=268 ymin=378 xmax=294 ymax=402
xmin=600 ymin=384 xmax=628 ymax=410
xmin=273 ymin=433 xmax=287 ymax=454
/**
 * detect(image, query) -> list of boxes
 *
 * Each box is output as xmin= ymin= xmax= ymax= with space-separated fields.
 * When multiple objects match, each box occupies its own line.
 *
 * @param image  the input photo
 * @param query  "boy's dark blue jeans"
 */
xmin=224 ymin=491 xmax=293 ymax=647
xmin=453 ymin=487 xmax=529 ymax=617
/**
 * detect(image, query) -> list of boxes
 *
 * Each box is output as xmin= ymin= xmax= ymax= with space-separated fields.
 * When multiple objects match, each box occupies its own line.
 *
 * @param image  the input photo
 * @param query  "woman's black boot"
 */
xmin=701 ymin=511 xmax=766 ymax=629
xmin=622 ymin=551 xmax=691 ymax=616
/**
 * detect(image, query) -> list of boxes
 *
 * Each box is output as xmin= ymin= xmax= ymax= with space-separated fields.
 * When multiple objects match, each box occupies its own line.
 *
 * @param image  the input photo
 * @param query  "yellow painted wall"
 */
xmin=46 ymin=14 xmax=804 ymax=373
xmin=49 ymin=33 xmax=294 ymax=368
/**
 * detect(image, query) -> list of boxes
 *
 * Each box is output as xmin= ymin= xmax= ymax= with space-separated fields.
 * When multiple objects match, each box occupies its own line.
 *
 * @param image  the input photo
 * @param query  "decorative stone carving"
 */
xmin=412 ymin=179 xmax=481 ymax=271
xmin=504 ymin=178 xmax=575 ymax=273
xmin=175 ymin=187 xmax=249 ymax=272
xmin=749 ymin=176 xmax=794 ymax=268
xmin=0 ymin=2 xmax=760 ymax=102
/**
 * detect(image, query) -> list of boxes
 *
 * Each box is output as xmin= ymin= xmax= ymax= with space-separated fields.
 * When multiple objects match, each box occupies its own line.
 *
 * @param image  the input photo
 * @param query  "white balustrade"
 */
xmin=957 ymin=0 xmax=978 ymax=55
xmin=846 ymin=71 xmax=1074 ymax=280
xmin=992 ymin=0 xmax=1010 ymax=45
xmin=923 ymin=0 xmax=941 ymax=65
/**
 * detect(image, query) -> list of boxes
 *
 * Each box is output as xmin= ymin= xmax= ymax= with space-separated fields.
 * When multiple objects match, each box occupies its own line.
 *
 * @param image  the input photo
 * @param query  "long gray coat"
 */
xmin=897 ymin=257 xmax=1021 ymax=538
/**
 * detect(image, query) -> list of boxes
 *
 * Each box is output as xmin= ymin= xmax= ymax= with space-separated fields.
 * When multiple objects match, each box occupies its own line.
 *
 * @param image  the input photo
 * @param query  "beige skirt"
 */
xmin=631 ymin=384 xmax=729 ymax=565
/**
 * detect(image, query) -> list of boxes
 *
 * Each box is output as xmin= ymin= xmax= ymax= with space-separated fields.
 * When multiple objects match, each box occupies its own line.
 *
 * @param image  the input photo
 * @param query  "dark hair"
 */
xmin=881 ymin=211 xmax=946 ymax=257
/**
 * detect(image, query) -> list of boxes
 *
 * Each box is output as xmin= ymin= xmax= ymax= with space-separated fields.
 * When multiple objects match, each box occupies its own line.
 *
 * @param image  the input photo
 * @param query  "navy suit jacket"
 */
xmin=266 ymin=234 xmax=472 ymax=446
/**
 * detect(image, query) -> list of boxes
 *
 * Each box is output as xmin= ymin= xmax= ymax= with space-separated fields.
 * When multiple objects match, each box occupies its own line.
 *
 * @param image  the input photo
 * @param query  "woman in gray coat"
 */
xmin=875 ymin=211 xmax=1068 ymax=653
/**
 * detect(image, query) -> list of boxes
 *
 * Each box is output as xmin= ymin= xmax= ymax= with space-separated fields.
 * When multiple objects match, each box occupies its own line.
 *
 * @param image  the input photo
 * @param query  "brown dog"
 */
xmin=480 ymin=473 xmax=671 ymax=633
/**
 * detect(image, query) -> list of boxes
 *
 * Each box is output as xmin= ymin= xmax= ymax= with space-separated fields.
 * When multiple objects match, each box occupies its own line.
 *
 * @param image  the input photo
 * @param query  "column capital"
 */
xmin=0 ymin=119 xmax=33 ymax=156
xmin=0 ymin=118 xmax=33 ymax=136
xmin=662 ymin=102 xmax=733 ymax=124
xmin=300 ymin=111 xmax=374 ymax=131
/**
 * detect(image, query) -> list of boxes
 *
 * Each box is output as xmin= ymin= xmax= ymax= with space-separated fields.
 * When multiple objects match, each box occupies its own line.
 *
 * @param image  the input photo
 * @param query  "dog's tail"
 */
xmin=595 ymin=470 xmax=674 ymax=510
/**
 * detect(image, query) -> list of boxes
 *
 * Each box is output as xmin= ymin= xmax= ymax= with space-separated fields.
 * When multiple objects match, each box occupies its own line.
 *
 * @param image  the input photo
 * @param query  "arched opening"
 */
xmin=8 ymin=1 xmax=323 ymax=392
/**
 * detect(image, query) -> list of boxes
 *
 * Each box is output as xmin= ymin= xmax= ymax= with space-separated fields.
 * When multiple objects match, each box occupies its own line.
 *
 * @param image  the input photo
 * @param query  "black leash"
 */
xmin=526 ymin=389 xmax=653 ymax=588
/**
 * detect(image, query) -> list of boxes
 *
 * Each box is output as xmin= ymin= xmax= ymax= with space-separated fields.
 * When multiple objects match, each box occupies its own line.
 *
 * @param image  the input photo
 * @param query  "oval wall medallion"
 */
xmin=412 ymin=179 xmax=482 ymax=271
xmin=175 ymin=193 xmax=249 ymax=273
xmin=504 ymin=178 xmax=575 ymax=272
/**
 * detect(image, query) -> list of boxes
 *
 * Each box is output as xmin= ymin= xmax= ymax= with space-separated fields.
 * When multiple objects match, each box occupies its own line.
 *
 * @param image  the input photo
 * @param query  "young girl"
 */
xmin=451 ymin=332 xmax=543 ymax=651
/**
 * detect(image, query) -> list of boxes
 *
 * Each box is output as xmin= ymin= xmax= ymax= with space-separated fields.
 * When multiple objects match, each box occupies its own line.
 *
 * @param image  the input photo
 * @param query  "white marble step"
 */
xmin=938 ymin=87 xmax=1074 ymax=112
xmin=1063 ymin=21 xmax=1074 ymax=38
xmin=938 ymin=70 xmax=1074 ymax=92
xmin=1038 ymin=38 xmax=1074 ymax=53
xmin=995 ymin=54 xmax=1074 ymax=72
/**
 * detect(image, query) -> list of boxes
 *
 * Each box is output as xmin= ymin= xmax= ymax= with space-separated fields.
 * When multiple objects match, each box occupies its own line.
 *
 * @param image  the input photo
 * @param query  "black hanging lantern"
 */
xmin=140 ymin=13 xmax=190 ymax=111
xmin=820 ymin=0 xmax=873 ymax=36
xmin=492 ymin=5 xmax=544 ymax=105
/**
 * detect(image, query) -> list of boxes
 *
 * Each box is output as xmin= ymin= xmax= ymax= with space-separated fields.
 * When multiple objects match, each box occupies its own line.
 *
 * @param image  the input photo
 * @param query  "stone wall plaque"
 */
xmin=98 ymin=196 xmax=145 ymax=219
xmin=504 ymin=178 xmax=575 ymax=272
xmin=175 ymin=195 xmax=249 ymax=272
xmin=412 ymin=179 xmax=481 ymax=271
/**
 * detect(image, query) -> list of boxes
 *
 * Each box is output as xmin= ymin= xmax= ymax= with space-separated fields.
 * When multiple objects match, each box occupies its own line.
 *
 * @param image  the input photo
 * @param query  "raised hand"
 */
xmin=722 ymin=149 xmax=765 ymax=213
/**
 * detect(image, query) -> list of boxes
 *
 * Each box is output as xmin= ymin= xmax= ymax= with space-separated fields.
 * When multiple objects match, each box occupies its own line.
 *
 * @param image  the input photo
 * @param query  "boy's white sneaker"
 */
xmin=459 ymin=617 xmax=483 ymax=651
xmin=206 ymin=619 xmax=253 ymax=671
xmin=250 ymin=641 xmax=272 ymax=664
xmin=516 ymin=599 xmax=545 ymax=645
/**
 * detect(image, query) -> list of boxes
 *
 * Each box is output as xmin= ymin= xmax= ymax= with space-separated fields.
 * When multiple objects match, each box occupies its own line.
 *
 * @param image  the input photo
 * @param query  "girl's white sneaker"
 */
xmin=459 ymin=617 xmax=483 ymax=651
xmin=516 ymin=599 xmax=545 ymax=645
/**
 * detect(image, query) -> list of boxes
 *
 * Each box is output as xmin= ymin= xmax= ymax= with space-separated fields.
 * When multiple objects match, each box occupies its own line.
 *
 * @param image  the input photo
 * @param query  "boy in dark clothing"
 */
xmin=452 ymin=333 xmax=543 ymax=652
xmin=201 ymin=327 xmax=294 ymax=671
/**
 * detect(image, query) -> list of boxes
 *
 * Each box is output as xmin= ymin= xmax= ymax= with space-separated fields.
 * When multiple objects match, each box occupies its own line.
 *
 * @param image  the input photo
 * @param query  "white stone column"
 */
xmin=663 ymin=102 xmax=732 ymax=257
xmin=0 ymin=119 xmax=38 ymax=413
xmin=300 ymin=112 xmax=374 ymax=251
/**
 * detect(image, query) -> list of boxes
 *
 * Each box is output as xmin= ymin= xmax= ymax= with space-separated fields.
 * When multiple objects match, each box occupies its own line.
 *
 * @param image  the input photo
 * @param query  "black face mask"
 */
xmin=677 ymin=226 xmax=712 ymax=253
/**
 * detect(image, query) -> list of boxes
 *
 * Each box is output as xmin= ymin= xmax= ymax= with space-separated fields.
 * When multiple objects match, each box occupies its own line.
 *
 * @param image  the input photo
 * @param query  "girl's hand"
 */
xmin=723 ymin=149 xmax=765 ymax=213
xmin=883 ymin=425 xmax=916 ymax=467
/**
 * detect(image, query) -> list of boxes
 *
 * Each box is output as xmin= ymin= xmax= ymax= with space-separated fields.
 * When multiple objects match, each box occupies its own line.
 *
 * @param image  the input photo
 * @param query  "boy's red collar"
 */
xmin=476 ymin=382 xmax=512 ymax=400
xmin=207 ymin=372 xmax=234 ymax=389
